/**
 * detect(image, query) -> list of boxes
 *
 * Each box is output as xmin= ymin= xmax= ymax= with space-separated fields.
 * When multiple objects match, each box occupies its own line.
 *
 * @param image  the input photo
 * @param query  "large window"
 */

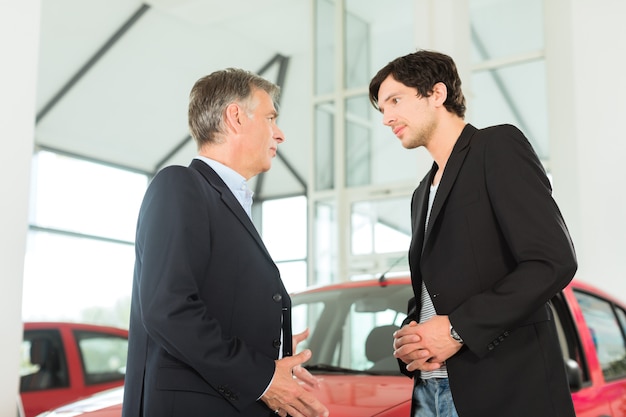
xmin=23 ymin=151 xmax=146 ymax=328
xmin=469 ymin=0 xmax=548 ymax=161
xmin=312 ymin=0 xmax=418 ymax=283
xmin=23 ymin=150 xmax=309 ymax=326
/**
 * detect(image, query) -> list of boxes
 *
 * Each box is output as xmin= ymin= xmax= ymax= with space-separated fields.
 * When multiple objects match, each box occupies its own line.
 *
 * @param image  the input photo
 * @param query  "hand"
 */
xmin=261 ymin=349 xmax=329 ymax=417
xmin=395 ymin=316 xmax=463 ymax=372
xmin=393 ymin=321 xmax=441 ymax=372
xmin=292 ymin=328 xmax=310 ymax=353
xmin=292 ymin=328 xmax=320 ymax=390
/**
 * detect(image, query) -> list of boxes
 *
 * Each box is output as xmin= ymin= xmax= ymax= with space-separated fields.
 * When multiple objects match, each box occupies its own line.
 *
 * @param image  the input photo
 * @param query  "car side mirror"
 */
xmin=565 ymin=359 xmax=583 ymax=392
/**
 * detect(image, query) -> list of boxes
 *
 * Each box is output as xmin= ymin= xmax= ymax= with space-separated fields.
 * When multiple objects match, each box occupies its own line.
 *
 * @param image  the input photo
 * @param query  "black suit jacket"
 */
xmin=122 ymin=159 xmax=291 ymax=417
xmin=406 ymin=124 xmax=577 ymax=417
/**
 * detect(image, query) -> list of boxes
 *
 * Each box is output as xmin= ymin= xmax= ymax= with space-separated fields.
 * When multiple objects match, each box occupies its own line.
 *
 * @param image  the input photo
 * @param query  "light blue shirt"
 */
xmin=194 ymin=156 xmax=254 ymax=219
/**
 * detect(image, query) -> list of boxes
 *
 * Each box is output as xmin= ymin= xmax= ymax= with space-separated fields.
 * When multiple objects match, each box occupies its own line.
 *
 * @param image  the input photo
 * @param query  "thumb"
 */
xmin=286 ymin=348 xmax=312 ymax=367
xmin=293 ymin=328 xmax=310 ymax=345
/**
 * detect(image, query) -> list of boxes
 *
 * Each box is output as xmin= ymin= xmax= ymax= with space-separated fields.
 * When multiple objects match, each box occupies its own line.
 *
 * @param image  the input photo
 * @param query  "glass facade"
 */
xmin=469 ymin=0 xmax=548 ymax=160
xmin=22 ymin=0 xmax=552 ymax=323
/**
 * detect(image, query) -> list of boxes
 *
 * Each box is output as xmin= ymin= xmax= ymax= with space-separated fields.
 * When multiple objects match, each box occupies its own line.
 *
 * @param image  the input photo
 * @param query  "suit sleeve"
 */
xmin=449 ymin=126 xmax=577 ymax=358
xmin=134 ymin=166 xmax=275 ymax=409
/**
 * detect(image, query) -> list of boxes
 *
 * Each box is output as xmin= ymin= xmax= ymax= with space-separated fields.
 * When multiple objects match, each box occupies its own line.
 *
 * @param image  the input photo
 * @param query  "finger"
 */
xmin=393 ymin=342 xmax=422 ymax=358
xmin=406 ymin=358 xmax=442 ymax=372
xmin=293 ymin=365 xmax=320 ymax=389
xmin=395 ymin=347 xmax=430 ymax=364
xmin=293 ymin=328 xmax=310 ymax=345
xmin=393 ymin=322 xmax=418 ymax=337
xmin=287 ymin=395 xmax=329 ymax=417
xmin=287 ymin=348 xmax=312 ymax=367
xmin=394 ymin=334 xmax=421 ymax=350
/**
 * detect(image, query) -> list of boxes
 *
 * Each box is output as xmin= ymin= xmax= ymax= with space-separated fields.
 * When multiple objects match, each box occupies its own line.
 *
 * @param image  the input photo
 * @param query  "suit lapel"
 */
xmin=423 ymin=124 xmax=477 ymax=247
xmin=189 ymin=159 xmax=275 ymax=264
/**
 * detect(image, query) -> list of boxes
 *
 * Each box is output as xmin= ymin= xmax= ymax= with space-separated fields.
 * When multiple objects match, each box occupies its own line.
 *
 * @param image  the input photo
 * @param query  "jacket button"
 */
xmin=273 ymin=339 xmax=281 ymax=348
xmin=272 ymin=293 xmax=282 ymax=302
xmin=488 ymin=343 xmax=494 ymax=351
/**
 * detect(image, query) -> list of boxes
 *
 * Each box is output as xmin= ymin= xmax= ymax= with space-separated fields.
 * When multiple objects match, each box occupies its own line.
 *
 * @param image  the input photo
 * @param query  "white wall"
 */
xmin=545 ymin=0 xmax=626 ymax=297
xmin=0 ymin=0 xmax=39 ymax=415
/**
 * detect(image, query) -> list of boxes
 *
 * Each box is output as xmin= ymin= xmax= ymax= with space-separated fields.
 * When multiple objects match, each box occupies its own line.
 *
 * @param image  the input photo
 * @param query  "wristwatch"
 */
xmin=450 ymin=325 xmax=464 ymax=344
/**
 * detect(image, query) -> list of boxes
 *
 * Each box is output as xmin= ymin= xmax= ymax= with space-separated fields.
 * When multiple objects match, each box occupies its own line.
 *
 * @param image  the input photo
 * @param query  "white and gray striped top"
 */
xmin=419 ymin=182 xmax=448 ymax=380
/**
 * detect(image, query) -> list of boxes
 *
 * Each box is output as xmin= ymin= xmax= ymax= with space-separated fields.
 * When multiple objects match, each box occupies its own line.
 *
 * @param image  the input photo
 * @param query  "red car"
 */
xmin=35 ymin=278 xmax=626 ymax=417
xmin=20 ymin=322 xmax=128 ymax=417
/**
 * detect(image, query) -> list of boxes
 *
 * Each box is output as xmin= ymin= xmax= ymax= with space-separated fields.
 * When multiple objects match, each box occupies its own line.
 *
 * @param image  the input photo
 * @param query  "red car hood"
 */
xmin=45 ymin=375 xmax=412 ymax=417
xmin=313 ymin=374 xmax=412 ymax=417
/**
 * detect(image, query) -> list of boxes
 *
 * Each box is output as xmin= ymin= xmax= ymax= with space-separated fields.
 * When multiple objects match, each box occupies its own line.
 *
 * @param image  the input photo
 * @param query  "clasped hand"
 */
xmin=261 ymin=329 xmax=329 ymax=417
xmin=393 ymin=315 xmax=463 ymax=372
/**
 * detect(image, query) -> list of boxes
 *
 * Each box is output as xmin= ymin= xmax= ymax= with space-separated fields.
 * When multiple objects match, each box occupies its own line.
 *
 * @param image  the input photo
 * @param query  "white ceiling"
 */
xmin=35 ymin=0 xmax=313 ymax=199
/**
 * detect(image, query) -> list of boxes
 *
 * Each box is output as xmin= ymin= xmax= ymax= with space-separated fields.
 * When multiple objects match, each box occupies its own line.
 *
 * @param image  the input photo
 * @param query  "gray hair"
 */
xmin=188 ymin=68 xmax=280 ymax=147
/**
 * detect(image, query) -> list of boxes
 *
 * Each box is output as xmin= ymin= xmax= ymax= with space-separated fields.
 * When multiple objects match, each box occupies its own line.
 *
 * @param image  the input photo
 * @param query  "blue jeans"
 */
xmin=413 ymin=378 xmax=459 ymax=417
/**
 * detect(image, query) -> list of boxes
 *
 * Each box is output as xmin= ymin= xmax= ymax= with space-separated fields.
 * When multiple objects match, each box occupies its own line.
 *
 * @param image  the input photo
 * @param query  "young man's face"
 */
xmin=376 ymin=75 xmax=436 ymax=150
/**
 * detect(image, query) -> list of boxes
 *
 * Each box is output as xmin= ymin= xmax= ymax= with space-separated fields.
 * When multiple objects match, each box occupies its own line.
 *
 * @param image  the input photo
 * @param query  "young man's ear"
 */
xmin=431 ymin=82 xmax=448 ymax=107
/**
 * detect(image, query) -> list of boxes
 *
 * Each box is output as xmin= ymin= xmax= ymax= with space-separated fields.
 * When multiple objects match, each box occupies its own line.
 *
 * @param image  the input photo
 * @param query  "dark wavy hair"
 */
xmin=369 ymin=50 xmax=466 ymax=118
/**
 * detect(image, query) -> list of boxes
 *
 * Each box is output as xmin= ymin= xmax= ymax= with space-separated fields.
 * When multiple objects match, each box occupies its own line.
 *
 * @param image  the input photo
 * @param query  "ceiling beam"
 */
xmin=36 ymin=4 xmax=151 ymax=123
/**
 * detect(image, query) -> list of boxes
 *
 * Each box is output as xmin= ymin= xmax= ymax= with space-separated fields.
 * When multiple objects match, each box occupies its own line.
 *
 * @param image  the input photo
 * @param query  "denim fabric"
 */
xmin=413 ymin=378 xmax=459 ymax=417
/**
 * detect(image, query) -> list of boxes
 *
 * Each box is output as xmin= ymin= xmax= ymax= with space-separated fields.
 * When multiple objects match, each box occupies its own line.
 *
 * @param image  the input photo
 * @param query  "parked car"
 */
xmin=35 ymin=278 xmax=626 ymax=417
xmin=21 ymin=322 xmax=128 ymax=417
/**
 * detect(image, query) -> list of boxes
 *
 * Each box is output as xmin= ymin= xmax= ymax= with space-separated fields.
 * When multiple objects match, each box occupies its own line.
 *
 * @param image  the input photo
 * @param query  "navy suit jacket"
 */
xmin=405 ymin=124 xmax=577 ymax=417
xmin=122 ymin=159 xmax=291 ymax=417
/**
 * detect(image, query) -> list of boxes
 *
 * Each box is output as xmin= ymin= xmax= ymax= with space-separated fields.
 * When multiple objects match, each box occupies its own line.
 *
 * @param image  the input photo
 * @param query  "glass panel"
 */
xmin=345 ymin=0 xmax=414 ymax=72
xmin=470 ymin=0 xmax=544 ymax=63
xmin=470 ymin=60 xmax=549 ymax=160
xmin=262 ymin=196 xmax=307 ymax=262
xmin=20 ymin=330 xmax=69 ymax=391
xmin=314 ymin=200 xmax=337 ymax=286
xmin=315 ymin=0 xmax=335 ymax=94
xmin=351 ymin=197 xmax=411 ymax=255
xmin=575 ymin=290 xmax=626 ymax=380
xmin=30 ymin=151 xmax=147 ymax=242
xmin=292 ymin=300 xmax=325 ymax=354
xmin=75 ymin=330 xmax=127 ymax=385
xmin=315 ymin=102 xmax=335 ymax=191
xmin=291 ymin=282 xmax=413 ymax=373
xmin=277 ymin=260 xmax=308 ymax=294
xmin=22 ymin=231 xmax=134 ymax=328
xmin=345 ymin=96 xmax=371 ymax=187
xmin=616 ymin=307 xmax=626 ymax=337
xmin=344 ymin=3 xmax=369 ymax=89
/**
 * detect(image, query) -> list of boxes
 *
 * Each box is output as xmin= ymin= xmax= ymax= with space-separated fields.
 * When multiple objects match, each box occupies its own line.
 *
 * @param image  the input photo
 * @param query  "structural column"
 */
xmin=545 ymin=0 xmax=626 ymax=295
xmin=0 ymin=0 xmax=39 ymax=414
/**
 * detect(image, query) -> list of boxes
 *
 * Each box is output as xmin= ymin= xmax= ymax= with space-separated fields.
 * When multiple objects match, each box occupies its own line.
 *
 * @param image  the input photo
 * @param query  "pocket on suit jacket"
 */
xmin=156 ymin=365 xmax=219 ymax=397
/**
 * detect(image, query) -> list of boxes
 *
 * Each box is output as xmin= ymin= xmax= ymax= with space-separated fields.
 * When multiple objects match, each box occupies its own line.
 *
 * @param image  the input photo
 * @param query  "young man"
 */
xmin=123 ymin=68 xmax=328 ymax=417
xmin=369 ymin=50 xmax=577 ymax=417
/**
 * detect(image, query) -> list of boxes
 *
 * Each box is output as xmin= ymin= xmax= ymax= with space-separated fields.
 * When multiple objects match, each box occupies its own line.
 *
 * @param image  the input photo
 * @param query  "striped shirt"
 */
xmin=419 ymin=182 xmax=448 ymax=379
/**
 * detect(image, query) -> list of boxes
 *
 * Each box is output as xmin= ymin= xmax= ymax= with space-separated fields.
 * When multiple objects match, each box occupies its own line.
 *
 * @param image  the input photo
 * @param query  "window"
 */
xmin=549 ymin=293 xmax=590 ymax=386
xmin=575 ymin=290 xmax=626 ymax=381
xmin=23 ymin=150 xmax=147 ymax=327
xmin=20 ymin=330 xmax=69 ymax=391
xmin=292 ymin=283 xmax=411 ymax=374
xmin=74 ymin=330 xmax=128 ymax=385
